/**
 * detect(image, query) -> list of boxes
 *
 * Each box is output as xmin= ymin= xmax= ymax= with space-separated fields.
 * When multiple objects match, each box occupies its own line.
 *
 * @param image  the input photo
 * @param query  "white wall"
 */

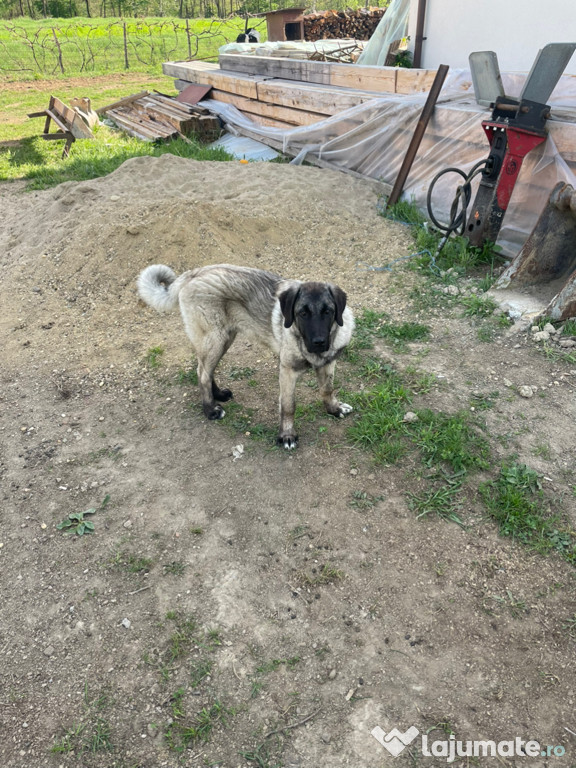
xmin=408 ymin=0 xmax=576 ymax=75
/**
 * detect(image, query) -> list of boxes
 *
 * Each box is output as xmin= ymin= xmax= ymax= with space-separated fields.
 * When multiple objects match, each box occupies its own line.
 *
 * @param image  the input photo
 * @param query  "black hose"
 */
xmin=426 ymin=159 xmax=487 ymax=241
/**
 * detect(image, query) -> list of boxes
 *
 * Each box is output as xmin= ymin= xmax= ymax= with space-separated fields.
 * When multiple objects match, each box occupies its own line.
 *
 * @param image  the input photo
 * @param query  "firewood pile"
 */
xmin=308 ymin=43 xmax=364 ymax=63
xmin=303 ymin=7 xmax=385 ymax=42
xmin=97 ymin=91 xmax=221 ymax=143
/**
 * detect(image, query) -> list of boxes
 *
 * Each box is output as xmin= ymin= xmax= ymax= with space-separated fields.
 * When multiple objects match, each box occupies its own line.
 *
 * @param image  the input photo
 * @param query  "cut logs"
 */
xmin=303 ymin=8 xmax=386 ymax=42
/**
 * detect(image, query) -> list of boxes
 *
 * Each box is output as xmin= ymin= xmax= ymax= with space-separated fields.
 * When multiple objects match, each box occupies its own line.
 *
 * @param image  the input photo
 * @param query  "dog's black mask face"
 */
xmin=279 ymin=283 xmax=347 ymax=354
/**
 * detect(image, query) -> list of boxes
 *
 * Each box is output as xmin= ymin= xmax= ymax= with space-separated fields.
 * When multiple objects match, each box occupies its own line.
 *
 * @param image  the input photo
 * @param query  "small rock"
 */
xmin=328 ymin=668 xmax=337 ymax=680
xmin=126 ymin=226 xmax=141 ymax=235
xmin=443 ymin=285 xmax=459 ymax=296
xmin=518 ymin=385 xmax=535 ymax=398
xmin=543 ymin=323 xmax=556 ymax=334
xmin=121 ymin=618 xmax=131 ymax=629
xmin=532 ymin=331 xmax=550 ymax=342
xmin=123 ymin=520 xmax=132 ymax=529
xmin=232 ymin=444 xmax=244 ymax=461
xmin=43 ymin=645 xmax=55 ymax=657
xmin=559 ymin=339 xmax=576 ymax=348
xmin=502 ymin=378 xmax=513 ymax=388
xmin=403 ymin=411 xmax=419 ymax=423
xmin=321 ymin=732 xmax=332 ymax=744
xmin=531 ymin=325 xmax=539 ymax=333
xmin=110 ymin=195 xmax=120 ymax=202
xmin=350 ymin=468 xmax=358 ymax=476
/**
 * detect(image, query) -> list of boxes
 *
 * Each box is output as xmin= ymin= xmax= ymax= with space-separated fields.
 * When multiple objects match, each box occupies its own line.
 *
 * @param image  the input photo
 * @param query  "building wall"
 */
xmin=408 ymin=0 xmax=576 ymax=74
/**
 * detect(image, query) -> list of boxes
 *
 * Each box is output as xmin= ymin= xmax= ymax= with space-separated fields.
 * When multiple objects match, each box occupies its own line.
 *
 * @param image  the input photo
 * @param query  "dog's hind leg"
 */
xmin=316 ymin=361 xmax=353 ymax=418
xmin=196 ymin=331 xmax=236 ymax=420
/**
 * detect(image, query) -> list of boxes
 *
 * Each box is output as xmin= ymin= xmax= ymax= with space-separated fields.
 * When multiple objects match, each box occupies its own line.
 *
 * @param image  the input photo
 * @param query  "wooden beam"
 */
xmin=255 ymin=77 xmax=381 ymax=116
xmin=96 ymin=90 xmax=150 ymax=115
xmin=163 ymin=61 xmax=263 ymax=99
xmin=218 ymin=54 xmax=398 ymax=93
xmin=208 ymin=89 xmax=325 ymax=127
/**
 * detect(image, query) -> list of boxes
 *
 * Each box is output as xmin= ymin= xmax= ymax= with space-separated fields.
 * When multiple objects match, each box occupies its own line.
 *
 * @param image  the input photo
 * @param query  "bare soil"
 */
xmin=1 ymin=155 xmax=576 ymax=768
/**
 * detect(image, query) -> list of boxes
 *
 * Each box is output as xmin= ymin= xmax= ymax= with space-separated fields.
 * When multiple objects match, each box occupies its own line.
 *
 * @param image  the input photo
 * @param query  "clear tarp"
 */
xmin=356 ymin=0 xmax=410 ymax=67
xmin=199 ymin=69 xmax=576 ymax=256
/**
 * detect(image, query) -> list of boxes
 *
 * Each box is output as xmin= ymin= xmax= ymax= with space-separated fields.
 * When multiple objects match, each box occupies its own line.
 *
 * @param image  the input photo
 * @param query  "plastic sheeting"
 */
xmin=198 ymin=69 xmax=576 ymax=256
xmin=356 ymin=0 xmax=410 ymax=67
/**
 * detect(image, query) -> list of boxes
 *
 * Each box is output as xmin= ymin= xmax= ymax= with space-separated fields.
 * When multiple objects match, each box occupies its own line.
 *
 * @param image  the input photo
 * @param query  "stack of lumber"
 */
xmin=304 ymin=8 xmax=385 ymax=41
xmin=163 ymin=55 xmax=438 ymax=130
xmin=97 ymin=91 xmax=221 ymax=142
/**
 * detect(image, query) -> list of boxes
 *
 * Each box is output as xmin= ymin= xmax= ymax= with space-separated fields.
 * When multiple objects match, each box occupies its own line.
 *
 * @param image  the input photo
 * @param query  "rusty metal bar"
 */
xmin=386 ymin=63 xmax=449 ymax=209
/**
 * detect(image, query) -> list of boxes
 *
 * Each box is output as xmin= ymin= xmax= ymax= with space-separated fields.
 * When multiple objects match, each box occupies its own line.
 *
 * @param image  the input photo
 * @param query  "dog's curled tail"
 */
xmin=137 ymin=264 xmax=188 ymax=313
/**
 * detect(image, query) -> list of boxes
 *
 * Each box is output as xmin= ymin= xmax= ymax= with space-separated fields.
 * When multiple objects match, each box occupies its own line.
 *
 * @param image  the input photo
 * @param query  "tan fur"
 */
xmin=137 ymin=263 xmax=355 ymax=449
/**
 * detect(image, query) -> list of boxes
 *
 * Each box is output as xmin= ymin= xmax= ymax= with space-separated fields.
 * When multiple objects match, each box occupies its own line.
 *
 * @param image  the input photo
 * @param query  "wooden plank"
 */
xmin=396 ymin=67 xmax=439 ymax=94
xmin=96 ymin=90 xmax=150 ymax=115
xmin=163 ymin=61 xmax=263 ymax=99
xmin=208 ymin=90 xmax=325 ymax=127
xmin=256 ymin=78 xmax=381 ymax=116
xmin=218 ymin=54 xmax=398 ymax=93
xmin=52 ymin=96 xmax=93 ymax=138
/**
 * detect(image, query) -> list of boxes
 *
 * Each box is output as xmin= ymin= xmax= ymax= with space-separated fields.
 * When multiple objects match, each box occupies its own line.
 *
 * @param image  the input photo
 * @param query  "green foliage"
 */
xmin=479 ymin=463 xmax=576 ymax=564
xmin=57 ymin=507 xmax=96 ymax=535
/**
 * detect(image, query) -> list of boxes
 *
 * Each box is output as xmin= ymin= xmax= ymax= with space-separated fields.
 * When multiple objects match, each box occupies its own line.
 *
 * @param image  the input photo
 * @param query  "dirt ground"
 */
xmin=1 ymin=154 xmax=576 ymax=768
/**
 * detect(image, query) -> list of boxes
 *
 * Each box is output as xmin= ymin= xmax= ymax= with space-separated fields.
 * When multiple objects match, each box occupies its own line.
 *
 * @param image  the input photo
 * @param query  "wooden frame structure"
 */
xmin=28 ymin=96 xmax=93 ymax=158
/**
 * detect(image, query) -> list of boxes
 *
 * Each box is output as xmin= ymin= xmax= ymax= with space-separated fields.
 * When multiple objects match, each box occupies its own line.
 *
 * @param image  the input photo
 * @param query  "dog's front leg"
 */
xmin=278 ymin=363 xmax=300 ymax=450
xmin=316 ymin=361 xmax=353 ymax=418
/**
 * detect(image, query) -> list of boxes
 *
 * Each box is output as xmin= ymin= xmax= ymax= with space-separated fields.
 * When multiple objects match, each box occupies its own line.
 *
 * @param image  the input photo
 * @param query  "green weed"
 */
xmin=145 ymin=345 xmax=164 ymax=369
xmin=479 ymin=463 xmax=576 ymax=564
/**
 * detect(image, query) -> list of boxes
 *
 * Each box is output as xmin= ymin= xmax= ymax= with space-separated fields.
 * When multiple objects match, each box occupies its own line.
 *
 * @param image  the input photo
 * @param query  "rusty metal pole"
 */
xmin=386 ymin=63 xmax=449 ymax=209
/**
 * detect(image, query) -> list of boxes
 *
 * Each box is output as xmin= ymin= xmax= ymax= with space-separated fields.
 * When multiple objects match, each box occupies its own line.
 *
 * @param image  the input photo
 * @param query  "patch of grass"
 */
xmin=108 ymin=549 xmax=155 ymax=574
xmin=407 ymin=479 xmax=466 ymax=528
xmin=166 ymin=697 xmax=230 ymax=753
xmin=470 ymin=391 xmax=499 ymax=411
xmin=479 ymin=463 xmax=576 ymax=564
xmin=344 ymin=308 xmax=430 ymax=356
xmin=561 ymin=319 xmax=576 ymax=336
xmin=228 ymin=365 xmax=256 ymax=380
xmin=190 ymin=659 xmax=213 ymax=688
xmin=412 ymin=409 xmax=491 ymax=473
xmin=345 ymin=371 xmax=411 ymax=464
xmin=176 ymin=366 xmax=198 ymax=386
xmin=163 ymin=560 xmax=186 ymax=576
xmin=383 ymin=198 xmax=427 ymax=226
xmin=240 ymin=742 xmax=282 ymax=767
xmin=460 ymin=293 xmax=499 ymax=318
xmin=348 ymin=490 xmax=385 ymax=510
xmin=1 ymin=125 xmax=233 ymax=187
xmin=255 ymin=657 xmax=301 ymax=675
xmin=145 ymin=345 xmax=164 ymax=369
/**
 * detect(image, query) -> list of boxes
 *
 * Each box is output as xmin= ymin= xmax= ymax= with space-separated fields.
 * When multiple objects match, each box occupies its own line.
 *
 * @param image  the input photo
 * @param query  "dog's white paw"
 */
xmin=277 ymin=435 xmax=298 ymax=450
xmin=338 ymin=402 xmax=353 ymax=418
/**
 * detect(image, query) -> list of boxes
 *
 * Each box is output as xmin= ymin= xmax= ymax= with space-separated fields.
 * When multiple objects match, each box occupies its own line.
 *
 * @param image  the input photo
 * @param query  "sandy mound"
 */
xmin=1 ymin=154 xmax=413 ymax=375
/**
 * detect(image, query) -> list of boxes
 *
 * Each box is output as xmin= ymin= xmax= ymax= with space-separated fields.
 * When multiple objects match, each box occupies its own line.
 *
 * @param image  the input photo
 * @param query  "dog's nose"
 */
xmin=312 ymin=337 xmax=327 ymax=346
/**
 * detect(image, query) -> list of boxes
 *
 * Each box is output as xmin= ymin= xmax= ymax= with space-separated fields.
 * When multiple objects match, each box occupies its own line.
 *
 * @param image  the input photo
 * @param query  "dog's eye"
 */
xmin=298 ymin=308 xmax=309 ymax=317
xmin=321 ymin=307 xmax=332 ymax=316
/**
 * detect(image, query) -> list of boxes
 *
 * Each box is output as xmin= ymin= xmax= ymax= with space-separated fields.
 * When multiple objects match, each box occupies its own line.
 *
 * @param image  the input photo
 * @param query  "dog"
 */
xmin=137 ymin=263 xmax=355 ymax=449
xmin=236 ymin=28 xmax=260 ymax=43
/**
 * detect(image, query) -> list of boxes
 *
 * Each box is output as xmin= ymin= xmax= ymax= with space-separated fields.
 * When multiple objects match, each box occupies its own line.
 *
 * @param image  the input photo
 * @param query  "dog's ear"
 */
xmin=330 ymin=286 xmax=347 ymax=327
xmin=278 ymin=285 xmax=300 ymax=329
